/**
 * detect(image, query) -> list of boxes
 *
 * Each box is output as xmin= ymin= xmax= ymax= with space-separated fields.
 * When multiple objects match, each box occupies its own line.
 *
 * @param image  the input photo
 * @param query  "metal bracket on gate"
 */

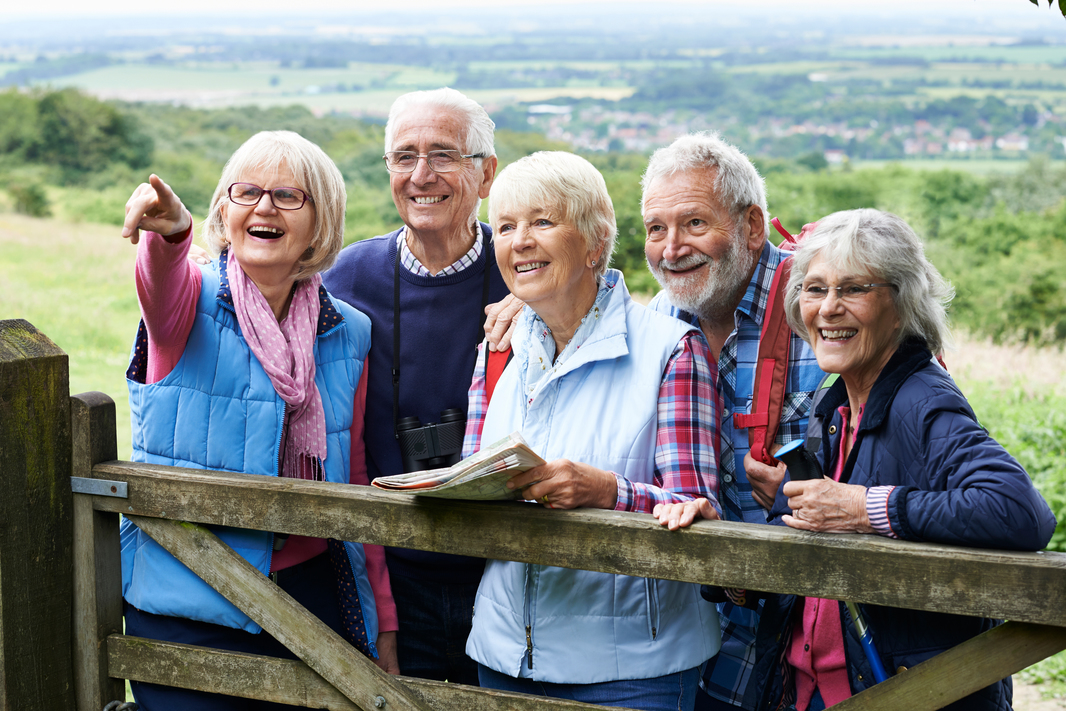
xmin=71 ymin=477 xmax=128 ymax=499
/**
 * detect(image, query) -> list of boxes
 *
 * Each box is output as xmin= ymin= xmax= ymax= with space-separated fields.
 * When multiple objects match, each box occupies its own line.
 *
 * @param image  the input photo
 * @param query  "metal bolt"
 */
xmin=110 ymin=485 xmax=117 ymax=493
xmin=374 ymin=696 xmax=386 ymax=708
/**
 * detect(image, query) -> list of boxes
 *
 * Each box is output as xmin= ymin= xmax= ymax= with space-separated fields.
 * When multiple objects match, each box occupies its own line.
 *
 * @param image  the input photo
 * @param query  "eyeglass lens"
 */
xmin=385 ymin=150 xmax=466 ymax=173
xmin=228 ymin=184 xmax=308 ymax=210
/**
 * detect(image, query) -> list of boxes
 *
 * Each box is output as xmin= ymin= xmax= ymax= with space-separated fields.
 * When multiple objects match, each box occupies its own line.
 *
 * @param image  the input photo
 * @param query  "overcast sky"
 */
xmin=5 ymin=0 xmax=1057 ymax=19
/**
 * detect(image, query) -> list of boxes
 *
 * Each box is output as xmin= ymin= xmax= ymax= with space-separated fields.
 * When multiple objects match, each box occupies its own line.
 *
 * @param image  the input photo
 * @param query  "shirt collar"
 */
xmin=397 ymin=222 xmax=484 ymax=277
xmin=734 ymin=241 xmax=787 ymax=327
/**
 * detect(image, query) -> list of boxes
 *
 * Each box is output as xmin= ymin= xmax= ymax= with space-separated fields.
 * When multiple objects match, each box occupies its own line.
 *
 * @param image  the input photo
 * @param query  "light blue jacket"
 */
xmin=121 ymin=256 xmax=377 ymax=648
xmin=467 ymin=270 xmax=721 ymax=684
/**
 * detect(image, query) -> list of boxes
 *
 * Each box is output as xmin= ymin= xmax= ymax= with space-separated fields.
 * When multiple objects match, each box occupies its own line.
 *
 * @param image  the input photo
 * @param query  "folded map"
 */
xmin=371 ymin=432 xmax=545 ymax=500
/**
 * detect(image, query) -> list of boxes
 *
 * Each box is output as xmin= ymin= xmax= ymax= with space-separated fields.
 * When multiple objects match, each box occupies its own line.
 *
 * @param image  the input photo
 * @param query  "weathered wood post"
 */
xmin=71 ymin=391 xmax=125 ymax=711
xmin=0 ymin=320 xmax=75 ymax=710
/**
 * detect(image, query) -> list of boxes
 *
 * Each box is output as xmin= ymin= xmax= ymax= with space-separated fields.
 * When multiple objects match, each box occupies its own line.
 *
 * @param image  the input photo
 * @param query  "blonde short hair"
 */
xmin=488 ymin=151 xmax=616 ymax=277
xmin=202 ymin=131 xmax=346 ymax=281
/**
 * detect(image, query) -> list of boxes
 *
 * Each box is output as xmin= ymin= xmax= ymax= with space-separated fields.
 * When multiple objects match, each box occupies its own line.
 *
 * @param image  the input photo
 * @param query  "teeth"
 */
xmin=516 ymin=262 xmax=548 ymax=273
xmin=248 ymin=226 xmax=283 ymax=237
xmin=821 ymin=329 xmax=857 ymax=340
xmin=414 ymin=196 xmax=444 ymax=204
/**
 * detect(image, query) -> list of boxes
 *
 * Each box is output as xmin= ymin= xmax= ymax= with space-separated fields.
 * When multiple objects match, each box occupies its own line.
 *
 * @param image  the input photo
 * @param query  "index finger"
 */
xmin=122 ymin=182 xmax=158 ymax=243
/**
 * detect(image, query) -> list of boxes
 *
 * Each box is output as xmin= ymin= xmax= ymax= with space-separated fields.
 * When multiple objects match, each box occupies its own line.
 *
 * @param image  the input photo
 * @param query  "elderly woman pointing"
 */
xmin=119 ymin=131 xmax=397 ymax=710
xmin=462 ymin=151 xmax=721 ymax=711
xmin=658 ymin=209 xmax=1056 ymax=711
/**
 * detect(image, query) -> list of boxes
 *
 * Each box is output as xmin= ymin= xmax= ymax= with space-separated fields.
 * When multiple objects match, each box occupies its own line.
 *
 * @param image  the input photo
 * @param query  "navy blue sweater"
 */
xmin=323 ymin=224 xmax=510 ymax=584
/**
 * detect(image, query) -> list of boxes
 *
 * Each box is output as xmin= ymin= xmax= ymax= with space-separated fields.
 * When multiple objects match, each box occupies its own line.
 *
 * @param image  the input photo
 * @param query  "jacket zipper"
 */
xmin=524 ymin=563 xmax=535 ymax=669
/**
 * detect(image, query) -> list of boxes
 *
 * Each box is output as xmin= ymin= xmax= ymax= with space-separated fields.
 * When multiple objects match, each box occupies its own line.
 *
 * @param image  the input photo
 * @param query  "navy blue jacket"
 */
xmin=750 ymin=338 xmax=1057 ymax=711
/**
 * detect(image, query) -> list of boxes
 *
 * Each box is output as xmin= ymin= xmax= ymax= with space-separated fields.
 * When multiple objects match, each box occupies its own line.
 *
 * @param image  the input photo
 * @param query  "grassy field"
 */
xmin=2 ymin=209 xmax=1064 ymax=704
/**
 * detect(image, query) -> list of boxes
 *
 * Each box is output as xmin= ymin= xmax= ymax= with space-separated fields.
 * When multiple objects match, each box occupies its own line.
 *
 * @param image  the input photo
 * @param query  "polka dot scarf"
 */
xmin=228 ymin=250 xmax=326 ymax=480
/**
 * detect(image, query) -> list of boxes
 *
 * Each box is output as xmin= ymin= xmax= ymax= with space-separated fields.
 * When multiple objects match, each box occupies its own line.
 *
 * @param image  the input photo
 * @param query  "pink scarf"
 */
xmin=228 ymin=251 xmax=326 ymax=480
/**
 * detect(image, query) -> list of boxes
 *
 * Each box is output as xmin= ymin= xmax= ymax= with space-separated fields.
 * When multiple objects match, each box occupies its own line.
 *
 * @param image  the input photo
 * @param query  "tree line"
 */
xmin=1 ymin=88 xmax=1063 ymax=346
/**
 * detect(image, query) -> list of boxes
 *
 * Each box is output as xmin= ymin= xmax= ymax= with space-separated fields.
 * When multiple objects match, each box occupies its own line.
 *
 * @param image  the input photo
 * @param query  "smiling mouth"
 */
xmin=516 ymin=262 xmax=548 ymax=273
xmin=413 ymin=196 xmax=446 ymax=204
xmin=248 ymin=226 xmax=284 ymax=240
xmin=821 ymin=328 xmax=858 ymax=341
xmin=660 ymin=254 xmax=709 ymax=274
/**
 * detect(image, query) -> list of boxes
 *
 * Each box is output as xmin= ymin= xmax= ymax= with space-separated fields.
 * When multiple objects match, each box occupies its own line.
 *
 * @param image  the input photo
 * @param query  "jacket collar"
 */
xmin=515 ymin=268 xmax=630 ymax=382
xmin=216 ymin=247 xmax=342 ymax=337
xmin=815 ymin=336 xmax=933 ymax=433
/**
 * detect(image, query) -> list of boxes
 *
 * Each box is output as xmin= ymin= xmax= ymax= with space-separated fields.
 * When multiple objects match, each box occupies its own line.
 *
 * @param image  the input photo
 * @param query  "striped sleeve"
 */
xmin=866 ymin=485 xmax=898 ymax=538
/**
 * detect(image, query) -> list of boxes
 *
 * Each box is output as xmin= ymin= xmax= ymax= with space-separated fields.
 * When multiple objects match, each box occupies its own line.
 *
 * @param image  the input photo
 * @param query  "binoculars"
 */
xmin=396 ymin=408 xmax=466 ymax=472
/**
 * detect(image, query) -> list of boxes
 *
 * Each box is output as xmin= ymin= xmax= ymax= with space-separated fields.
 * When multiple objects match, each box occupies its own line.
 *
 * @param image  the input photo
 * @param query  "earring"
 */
xmin=591 ymin=260 xmax=597 ymax=267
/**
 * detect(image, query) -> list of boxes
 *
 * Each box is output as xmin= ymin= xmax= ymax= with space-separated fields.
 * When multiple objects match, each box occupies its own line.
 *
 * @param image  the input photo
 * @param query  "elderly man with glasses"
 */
xmin=322 ymin=87 xmax=506 ymax=686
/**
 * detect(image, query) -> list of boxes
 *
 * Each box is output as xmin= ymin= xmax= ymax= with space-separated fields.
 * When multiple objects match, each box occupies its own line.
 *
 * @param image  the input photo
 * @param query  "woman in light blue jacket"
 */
xmin=462 ymin=151 xmax=721 ymax=711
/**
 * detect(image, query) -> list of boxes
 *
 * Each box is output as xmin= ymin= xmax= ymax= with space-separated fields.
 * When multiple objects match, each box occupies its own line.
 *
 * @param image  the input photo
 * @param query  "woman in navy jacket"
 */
xmin=657 ymin=209 xmax=1056 ymax=711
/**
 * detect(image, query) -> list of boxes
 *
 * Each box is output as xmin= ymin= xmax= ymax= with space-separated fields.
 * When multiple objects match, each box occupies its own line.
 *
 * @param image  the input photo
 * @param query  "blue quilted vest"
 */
xmin=467 ymin=270 xmax=721 ymax=683
xmin=121 ymin=254 xmax=377 ymax=650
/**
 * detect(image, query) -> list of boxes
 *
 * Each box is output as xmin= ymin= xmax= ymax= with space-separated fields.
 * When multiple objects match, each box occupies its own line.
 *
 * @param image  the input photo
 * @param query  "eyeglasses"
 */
xmin=798 ymin=282 xmax=896 ymax=303
xmin=383 ymin=150 xmax=484 ymax=174
xmin=227 ymin=183 xmax=311 ymax=210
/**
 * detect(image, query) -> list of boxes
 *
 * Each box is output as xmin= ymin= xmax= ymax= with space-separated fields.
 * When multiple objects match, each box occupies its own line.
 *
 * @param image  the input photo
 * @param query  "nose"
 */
xmin=510 ymin=223 xmax=536 ymax=251
xmin=658 ymin=228 xmax=690 ymax=263
xmin=819 ymin=288 xmax=846 ymax=316
xmin=410 ymin=155 xmax=438 ymax=184
xmin=253 ymin=191 xmax=278 ymax=215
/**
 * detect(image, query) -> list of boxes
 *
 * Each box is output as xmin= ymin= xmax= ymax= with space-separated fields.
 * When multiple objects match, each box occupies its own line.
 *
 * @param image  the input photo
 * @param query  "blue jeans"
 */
xmin=389 ymin=572 xmax=480 ymax=685
xmin=125 ymin=552 xmax=347 ymax=711
xmin=479 ymin=663 xmax=699 ymax=711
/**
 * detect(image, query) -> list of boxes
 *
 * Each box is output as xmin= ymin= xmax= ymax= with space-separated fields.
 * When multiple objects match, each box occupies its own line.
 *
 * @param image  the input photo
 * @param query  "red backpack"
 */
xmin=731 ymin=218 xmax=817 ymax=466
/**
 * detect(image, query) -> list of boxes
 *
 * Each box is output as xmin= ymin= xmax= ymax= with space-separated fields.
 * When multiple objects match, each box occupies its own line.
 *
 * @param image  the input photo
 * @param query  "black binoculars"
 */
xmin=396 ymin=408 xmax=466 ymax=472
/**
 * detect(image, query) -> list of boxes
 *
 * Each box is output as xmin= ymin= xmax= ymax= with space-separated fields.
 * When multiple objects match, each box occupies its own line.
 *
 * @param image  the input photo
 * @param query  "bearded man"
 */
xmin=642 ymin=133 xmax=825 ymax=711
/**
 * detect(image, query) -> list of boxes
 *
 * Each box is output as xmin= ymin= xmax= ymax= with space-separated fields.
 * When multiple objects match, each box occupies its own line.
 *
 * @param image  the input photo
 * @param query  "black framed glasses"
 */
xmin=383 ymin=150 xmax=484 ymax=174
xmin=227 ymin=183 xmax=311 ymax=210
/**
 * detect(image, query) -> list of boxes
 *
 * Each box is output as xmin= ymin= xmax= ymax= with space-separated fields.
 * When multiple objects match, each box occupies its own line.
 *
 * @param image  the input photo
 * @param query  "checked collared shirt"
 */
xmin=649 ymin=240 xmax=825 ymax=708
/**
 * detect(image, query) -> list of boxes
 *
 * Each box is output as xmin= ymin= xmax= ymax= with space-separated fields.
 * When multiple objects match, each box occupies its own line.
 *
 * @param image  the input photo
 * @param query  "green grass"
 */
xmin=829 ymin=45 xmax=1066 ymax=65
xmin=0 ymin=213 xmax=139 ymax=460
xmin=847 ymin=158 xmax=1066 ymax=174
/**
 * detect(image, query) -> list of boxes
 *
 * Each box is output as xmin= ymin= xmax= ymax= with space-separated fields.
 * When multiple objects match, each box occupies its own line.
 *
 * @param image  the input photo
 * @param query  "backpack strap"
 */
xmin=732 ymin=257 xmax=793 ymax=466
xmin=485 ymin=347 xmax=513 ymax=404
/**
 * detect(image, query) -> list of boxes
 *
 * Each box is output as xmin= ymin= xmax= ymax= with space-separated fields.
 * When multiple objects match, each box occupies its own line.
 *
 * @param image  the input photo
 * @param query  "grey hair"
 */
xmin=488 ymin=151 xmax=616 ymax=278
xmin=641 ymin=132 xmax=769 ymax=239
xmin=784 ymin=209 xmax=955 ymax=355
xmin=385 ymin=87 xmax=496 ymax=159
xmin=202 ymin=130 xmax=346 ymax=281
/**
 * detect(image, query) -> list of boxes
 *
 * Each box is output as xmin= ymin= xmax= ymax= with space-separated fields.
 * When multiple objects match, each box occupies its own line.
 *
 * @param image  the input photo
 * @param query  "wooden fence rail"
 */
xmin=2 ymin=319 xmax=1066 ymax=711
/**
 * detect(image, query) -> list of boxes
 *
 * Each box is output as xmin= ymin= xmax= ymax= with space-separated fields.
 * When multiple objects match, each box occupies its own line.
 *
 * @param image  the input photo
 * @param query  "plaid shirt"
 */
xmin=649 ymin=241 xmax=825 ymax=708
xmin=397 ymin=222 xmax=484 ymax=277
xmin=463 ymin=278 xmax=720 ymax=514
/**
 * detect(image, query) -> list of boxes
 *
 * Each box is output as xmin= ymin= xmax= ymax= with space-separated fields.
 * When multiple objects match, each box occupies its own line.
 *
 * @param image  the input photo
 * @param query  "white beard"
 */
xmin=647 ymin=230 xmax=757 ymax=322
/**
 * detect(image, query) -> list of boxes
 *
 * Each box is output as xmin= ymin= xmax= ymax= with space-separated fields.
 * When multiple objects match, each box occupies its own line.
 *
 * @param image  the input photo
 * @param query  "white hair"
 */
xmin=489 ymin=151 xmax=616 ymax=278
xmin=641 ymin=132 xmax=769 ymax=239
xmin=384 ymin=87 xmax=496 ymax=159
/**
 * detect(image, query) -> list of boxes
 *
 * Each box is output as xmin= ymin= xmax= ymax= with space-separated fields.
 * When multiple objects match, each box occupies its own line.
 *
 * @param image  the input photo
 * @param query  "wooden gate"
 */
xmin=3 ymin=318 xmax=1066 ymax=711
